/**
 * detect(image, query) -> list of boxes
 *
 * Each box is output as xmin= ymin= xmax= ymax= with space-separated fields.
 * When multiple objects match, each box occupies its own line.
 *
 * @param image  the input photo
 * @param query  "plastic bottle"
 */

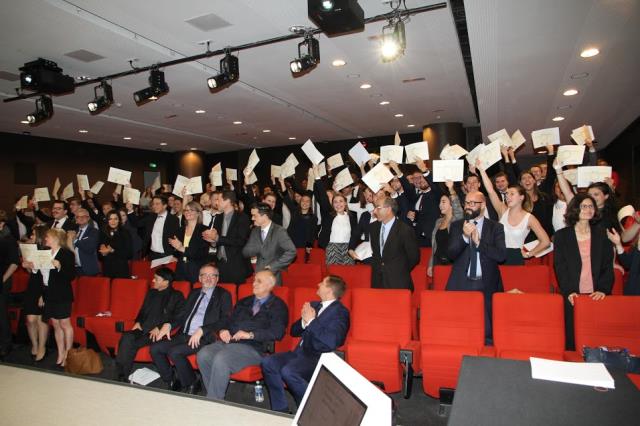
xmin=254 ymin=383 xmax=264 ymax=403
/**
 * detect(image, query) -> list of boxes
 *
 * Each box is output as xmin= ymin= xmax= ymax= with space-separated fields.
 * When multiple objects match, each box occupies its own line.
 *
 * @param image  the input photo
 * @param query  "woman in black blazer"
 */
xmin=554 ymin=193 xmax=613 ymax=350
xmin=99 ymin=210 xmax=132 ymax=278
xmin=277 ymin=177 xmax=317 ymax=251
xmin=22 ymin=225 xmax=49 ymax=361
xmin=169 ymin=201 xmax=209 ymax=284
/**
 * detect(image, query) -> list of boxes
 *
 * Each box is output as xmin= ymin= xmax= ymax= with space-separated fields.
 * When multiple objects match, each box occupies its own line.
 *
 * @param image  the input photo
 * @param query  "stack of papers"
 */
xmin=530 ymin=357 xmax=614 ymax=389
xmin=128 ymin=367 xmax=161 ymax=386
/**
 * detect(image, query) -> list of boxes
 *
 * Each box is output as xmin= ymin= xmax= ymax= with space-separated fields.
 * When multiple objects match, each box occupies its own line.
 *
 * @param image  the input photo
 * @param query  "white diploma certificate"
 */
xmin=107 ymin=167 xmax=132 ymax=185
xmin=432 ymin=160 xmax=464 ymax=182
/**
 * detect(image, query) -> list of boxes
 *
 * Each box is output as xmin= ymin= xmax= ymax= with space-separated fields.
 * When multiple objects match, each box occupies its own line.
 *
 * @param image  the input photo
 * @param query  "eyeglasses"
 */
xmin=374 ymin=205 xmax=388 ymax=210
xmin=579 ymin=204 xmax=595 ymax=210
xmin=464 ymin=200 xmax=483 ymax=207
xmin=199 ymin=273 xmax=219 ymax=278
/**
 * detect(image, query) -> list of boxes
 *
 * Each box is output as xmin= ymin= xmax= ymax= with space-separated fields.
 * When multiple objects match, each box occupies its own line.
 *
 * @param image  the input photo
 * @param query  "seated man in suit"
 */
xmin=242 ymin=203 xmax=296 ymax=285
xmin=369 ymin=196 xmax=420 ymax=290
xmin=261 ymin=275 xmax=350 ymax=413
xmin=68 ymin=208 xmax=100 ymax=276
xmin=197 ymin=270 xmax=288 ymax=400
xmin=446 ymin=191 xmax=506 ymax=343
xmin=150 ymin=263 xmax=232 ymax=393
xmin=128 ymin=195 xmax=180 ymax=259
xmin=115 ymin=267 xmax=184 ymax=381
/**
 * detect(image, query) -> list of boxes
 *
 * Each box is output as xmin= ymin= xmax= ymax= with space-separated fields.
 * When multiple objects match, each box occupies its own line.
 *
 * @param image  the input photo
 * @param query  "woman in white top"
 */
xmin=478 ymin=166 xmax=550 ymax=265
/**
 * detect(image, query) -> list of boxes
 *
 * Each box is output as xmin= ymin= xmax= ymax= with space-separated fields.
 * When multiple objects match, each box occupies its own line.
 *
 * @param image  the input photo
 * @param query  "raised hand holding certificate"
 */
xmin=361 ymin=163 xmax=394 ymax=192
xmin=477 ymin=140 xmax=502 ymax=170
xmin=531 ymin=127 xmax=560 ymax=149
xmin=77 ymin=174 xmax=90 ymax=192
xmin=487 ymin=128 xmax=513 ymax=148
xmin=571 ymin=125 xmax=595 ymax=145
xmin=577 ymin=166 xmax=611 ymax=188
xmin=348 ymin=142 xmax=370 ymax=166
xmin=90 ymin=181 xmax=105 ymax=195
xmin=440 ymin=144 xmax=468 ymax=160
xmin=301 ymin=139 xmax=325 ymax=165
xmin=380 ymin=145 xmax=404 ymax=164
xmin=225 ymin=168 xmax=238 ymax=181
xmin=334 ymin=168 xmax=354 ymax=191
xmin=34 ymin=187 xmax=51 ymax=202
xmin=244 ymin=149 xmax=260 ymax=176
xmin=123 ymin=187 xmax=141 ymax=205
xmin=107 ymin=167 xmax=132 ymax=185
xmin=511 ymin=129 xmax=527 ymax=150
xmin=556 ymin=145 xmax=585 ymax=167
xmin=326 ymin=153 xmax=344 ymax=170
xmin=432 ymin=160 xmax=464 ymax=182
xmin=404 ymin=141 xmax=429 ymax=162
xmin=173 ymin=175 xmax=203 ymax=196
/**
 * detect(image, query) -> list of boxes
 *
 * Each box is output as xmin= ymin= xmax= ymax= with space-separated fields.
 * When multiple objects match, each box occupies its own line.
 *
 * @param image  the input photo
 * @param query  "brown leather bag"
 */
xmin=64 ymin=347 xmax=104 ymax=375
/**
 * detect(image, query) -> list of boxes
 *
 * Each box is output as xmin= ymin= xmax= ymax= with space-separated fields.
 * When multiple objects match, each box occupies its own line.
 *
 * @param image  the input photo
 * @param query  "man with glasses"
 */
xmin=369 ymin=197 xmax=419 ymax=290
xmin=34 ymin=200 xmax=78 ymax=232
xmin=150 ymin=263 xmax=232 ymax=393
xmin=446 ymin=191 xmax=506 ymax=343
xmin=68 ymin=208 xmax=100 ymax=276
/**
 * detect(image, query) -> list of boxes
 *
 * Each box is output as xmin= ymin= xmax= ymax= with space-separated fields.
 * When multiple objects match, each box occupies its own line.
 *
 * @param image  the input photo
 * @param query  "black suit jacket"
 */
xmin=370 ymin=219 xmax=420 ymax=290
xmin=211 ymin=211 xmax=252 ymax=284
xmin=129 ymin=211 xmax=180 ymax=256
xmin=42 ymin=248 xmax=76 ymax=304
xmin=291 ymin=300 xmax=350 ymax=357
xmin=314 ymin=179 xmax=358 ymax=249
xmin=36 ymin=211 xmax=78 ymax=232
xmin=553 ymin=225 xmax=614 ymax=296
xmin=10 ymin=212 xmax=35 ymax=240
xmin=446 ymin=218 xmax=506 ymax=293
xmin=400 ymin=174 xmax=442 ymax=246
xmin=174 ymin=223 xmax=210 ymax=283
xmin=173 ymin=286 xmax=232 ymax=345
xmin=135 ymin=287 xmax=185 ymax=333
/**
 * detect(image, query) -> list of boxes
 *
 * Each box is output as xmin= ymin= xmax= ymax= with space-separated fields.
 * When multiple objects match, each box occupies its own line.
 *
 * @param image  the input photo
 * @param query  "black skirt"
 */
xmin=42 ymin=288 xmax=72 ymax=320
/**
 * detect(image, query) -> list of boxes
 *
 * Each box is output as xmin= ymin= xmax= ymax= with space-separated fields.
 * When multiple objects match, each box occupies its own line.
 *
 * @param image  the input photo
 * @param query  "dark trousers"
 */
xmin=116 ymin=330 xmax=152 ymax=377
xmin=261 ymin=350 xmax=319 ymax=412
xmin=150 ymin=334 xmax=199 ymax=386
xmin=563 ymin=298 xmax=575 ymax=351
xmin=0 ymin=278 xmax=12 ymax=349
xmin=449 ymin=278 xmax=495 ymax=342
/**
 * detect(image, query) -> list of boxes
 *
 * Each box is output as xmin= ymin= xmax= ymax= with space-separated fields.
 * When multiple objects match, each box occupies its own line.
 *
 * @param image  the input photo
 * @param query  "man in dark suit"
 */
xmin=69 ymin=209 xmax=100 ymax=276
xmin=261 ymin=275 xmax=350 ymax=412
xmin=150 ymin=263 xmax=232 ymax=393
xmin=446 ymin=191 xmax=506 ymax=342
xmin=128 ymin=195 xmax=180 ymax=259
xmin=202 ymin=191 xmax=252 ymax=284
xmin=115 ymin=267 xmax=184 ymax=381
xmin=34 ymin=200 xmax=78 ymax=232
xmin=370 ymin=197 xmax=420 ymax=290
xmin=197 ymin=270 xmax=288 ymax=400
xmin=242 ymin=203 xmax=296 ymax=285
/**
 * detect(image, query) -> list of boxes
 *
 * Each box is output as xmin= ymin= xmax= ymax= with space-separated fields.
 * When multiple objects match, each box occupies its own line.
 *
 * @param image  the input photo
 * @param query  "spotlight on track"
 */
xmin=133 ymin=68 xmax=169 ymax=106
xmin=207 ymin=51 xmax=239 ymax=91
xmin=87 ymin=80 xmax=114 ymax=115
xmin=290 ymin=33 xmax=320 ymax=77
xmin=26 ymin=95 xmax=54 ymax=125
xmin=380 ymin=19 xmax=406 ymax=63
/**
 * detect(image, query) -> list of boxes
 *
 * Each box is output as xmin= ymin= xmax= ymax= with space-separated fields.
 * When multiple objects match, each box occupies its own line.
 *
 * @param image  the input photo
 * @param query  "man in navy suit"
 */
xmin=446 ymin=191 xmax=506 ymax=342
xmin=261 ymin=275 xmax=350 ymax=413
xmin=70 ymin=208 xmax=100 ymax=276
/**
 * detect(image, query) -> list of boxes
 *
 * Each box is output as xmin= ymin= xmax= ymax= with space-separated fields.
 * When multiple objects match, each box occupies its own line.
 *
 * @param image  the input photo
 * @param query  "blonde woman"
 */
xmin=169 ymin=201 xmax=209 ymax=284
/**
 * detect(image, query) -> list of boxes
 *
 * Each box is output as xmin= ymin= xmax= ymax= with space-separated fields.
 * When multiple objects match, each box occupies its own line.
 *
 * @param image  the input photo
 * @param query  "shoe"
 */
xmin=0 ymin=344 xmax=12 ymax=358
xmin=184 ymin=377 xmax=202 ymax=395
xmin=169 ymin=379 xmax=182 ymax=392
xmin=34 ymin=349 xmax=47 ymax=363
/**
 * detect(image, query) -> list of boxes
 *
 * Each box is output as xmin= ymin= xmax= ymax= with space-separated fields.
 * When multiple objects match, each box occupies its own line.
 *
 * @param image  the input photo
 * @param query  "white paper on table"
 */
xmin=122 ymin=187 xmax=140 ymax=205
xmin=571 ymin=125 xmax=595 ymax=145
xmin=317 ymin=162 xmax=327 ymax=177
xmin=301 ymin=139 xmax=325 ymax=166
xmin=52 ymin=178 xmax=61 ymax=200
xmin=522 ymin=240 xmax=554 ymax=258
xmin=617 ymin=205 xmax=636 ymax=223
xmin=531 ymin=127 xmax=560 ymax=149
xmin=488 ymin=128 xmax=513 ymax=148
xmin=173 ymin=175 xmax=203 ymax=196
xmin=76 ymin=174 xmax=90 ymax=192
xmin=354 ymin=241 xmax=373 ymax=260
xmin=150 ymin=255 xmax=177 ymax=269
xmin=432 ymin=160 xmax=464 ymax=182
xmin=306 ymin=168 xmax=315 ymax=191
xmin=19 ymin=243 xmax=37 ymax=261
xmin=334 ymin=168 xmax=354 ymax=191
xmin=477 ymin=140 xmax=502 ymax=170
xmin=128 ymin=367 xmax=161 ymax=386
xmin=225 ymin=168 xmax=238 ymax=182
xmin=404 ymin=141 xmax=430 ymax=162
xmin=556 ymin=145 xmax=585 ymax=167
xmin=563 ymin=168 xmax=578 ymax=186
xmin=15 ymin=195 xmax=28 ymax=210
xmin=61 ymin=183 xmax=74 ymax=200
xmin=380 ymin=145 xmax=404 ymax=164
xmin=348 ymin=142 xmax=370 ymax=166
xmin=394 ymin=131 xmax=402 ymax=146
xmin=245 ymin=171 xmax=258 ymax=185
xmin=244 ymin=149 xmax=260 ymax=176
xmin=440 ymin=144 xmax=468 ymax=160
xmin=530 ymin=357 xmax=614 ymax=389
xmin=511 ymin=130 xmax=527 ymax=150
xmin=361 ymin=163 xmax=394 ymax=192
xmin=107 ymin=167 xmax=132 ymax=185
xmin=326 ymin=153 xmax=344 ymax=171
xmin=271 ymin=165 xmax=282 ymax=179
xmin=577 ymin=166 xmax=612 ymax=188
xmin=90 ymin=181 xmax=105 ymax=195
xmin=34 ymin=187 xmax=51 ymax=202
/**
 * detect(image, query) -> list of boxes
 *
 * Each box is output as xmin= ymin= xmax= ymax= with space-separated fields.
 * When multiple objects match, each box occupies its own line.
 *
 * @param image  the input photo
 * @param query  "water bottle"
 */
xmin=254 ymin=383 xmax=264 ymax=403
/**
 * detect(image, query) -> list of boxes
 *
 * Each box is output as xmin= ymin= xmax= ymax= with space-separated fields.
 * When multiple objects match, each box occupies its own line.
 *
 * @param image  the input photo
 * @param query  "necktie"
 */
xmin=252 ymin=298 xmax=261 ymax=316
xmin=380 ymin=223 xmax=386 ymax=255
xmin=184 ymin=292 xmax=205 ymax=335
xmin=53 ymin=220 xmax=59 ymax=228
xmin=76 ymin=228 xmax=84 ymax=242
xmin=261 ymin=229 xmax=267 ymax=242
xmin=469 ymin=221 xmax=478 ymax=279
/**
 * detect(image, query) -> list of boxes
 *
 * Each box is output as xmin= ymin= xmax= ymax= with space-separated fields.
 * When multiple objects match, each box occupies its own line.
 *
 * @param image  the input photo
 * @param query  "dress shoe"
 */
xmin=184 ymin=377 xmax=202 ymax=395
xmin=34 ymin=349 xmax=48 ymax=363
xmin=169 ymin=379 xmax=182 ymax=392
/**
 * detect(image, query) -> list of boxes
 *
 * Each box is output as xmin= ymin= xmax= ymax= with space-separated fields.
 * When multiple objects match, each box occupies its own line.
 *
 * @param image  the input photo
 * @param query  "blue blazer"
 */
xmin=290 ymin=300 xmax=350 ymax=358
xmin=74 ymin=225 xmax=100 ymax=276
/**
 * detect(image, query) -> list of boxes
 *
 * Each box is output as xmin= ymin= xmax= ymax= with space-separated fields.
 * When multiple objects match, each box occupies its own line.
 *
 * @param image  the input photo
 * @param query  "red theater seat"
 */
xmin=419 ymin=247 xmax=432 ymax=266
xmin=72 ymin=276 xmax=111 ymax=346
xmin=611 ymin=269 xmax=624 ymax=295
xmin=307 ymin=248 xmax=326 ymax=266
xmin=282 ymin=263 xmax=323 ymax=289
xmin=432 ymin=265 xmax=452 ymax=291
xmin=327 ymin=264 xmax=371 ymax=289
xmin=10 ymin=268 xmax=29 ymax=293
xmin=499 ymin=265 xmax=552 ymax=293
xmin=493 ymin=293 xmax=565 ymax=361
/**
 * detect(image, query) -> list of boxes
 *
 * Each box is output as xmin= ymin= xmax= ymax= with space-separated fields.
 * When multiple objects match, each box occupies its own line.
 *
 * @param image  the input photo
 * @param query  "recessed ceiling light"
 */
xmin=190 ymin=147 xmax=197 ymax=150
xmin=123 ymin=137 xmax=132 ymax=140
xmin=233 ymin=121 xmax=243 ymax=124
xmin=262 ymin=129 xmax=271 ymax=133
xmin=195 ymin=109 xmax=206 ymax=114
xmin=571 ymin=72 xmax=589 ymax=80
xmin=379 ymin=101 xmax=390 ymax=105
xmin=580 ymin=48 xmax=599 ymax=58
xmin=332 ymin=59 xmax=346 ymax=67
xmin=563 ymin=89 xmax=578 ymax=96
xmin=288 ymin=137 xmax=296 ymax=140
xmin=394 ymin=113 xmax=404 ymax=118
xmin=552 ymin=116 xmax=565 ymax=122
xmin=159 ymin=142 xmax=167 ymax=146
xmin=78 ymin=129 xmax=88 ymax=133
xmin=407 ymin=124 xmax=415 ymax=128
xmin=360 ymin=83 xmax=372 ymax=89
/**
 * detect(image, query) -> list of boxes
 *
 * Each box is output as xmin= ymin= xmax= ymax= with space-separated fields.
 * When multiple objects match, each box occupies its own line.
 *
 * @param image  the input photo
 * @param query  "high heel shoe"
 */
xmin=34 ymin=349 xmax=47 ymax=363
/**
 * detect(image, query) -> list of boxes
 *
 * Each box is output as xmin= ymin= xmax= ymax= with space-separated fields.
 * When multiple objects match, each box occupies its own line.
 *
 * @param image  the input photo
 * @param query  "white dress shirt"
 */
xmin=150 ymin=213 xmax=167 ymax=253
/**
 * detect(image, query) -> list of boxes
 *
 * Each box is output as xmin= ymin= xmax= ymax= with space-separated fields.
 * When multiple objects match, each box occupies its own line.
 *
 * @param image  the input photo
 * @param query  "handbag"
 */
xmin=583 ymin=346 xmax=640 ymax=374
xmin=64 ymin=347 xmax=104 ymax=375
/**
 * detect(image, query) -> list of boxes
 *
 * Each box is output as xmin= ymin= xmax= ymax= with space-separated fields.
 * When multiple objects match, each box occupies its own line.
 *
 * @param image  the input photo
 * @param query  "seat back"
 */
xmin=282 ymin=263 xmax=323 ymax=289
xmin=172 ymin=281 xmax=192 ymax=299
xmin=350 ymin=288 xmax=411 ymax=344
xmin=419 ymin=247 xmax=432 ymax=266
xmin=73 ymin=276 xmax=111 ymax=316
xmin=292 ymin=287 xmax=321 ymax=324
xmin=500 ymin=265 xmax=551 ymax=293
xmin=109 ymin=278 xmax=148 ymax=319
xmin=612 ymin=269 xmax=624 ymax=295
xmin=294 ymin=248 xmax=307 ymax=264
xmin=10 ymin=268 xmax=29 ymax=293
xmin=493 ymin=293 xmax=564 ymax=355
xmin=411 ymin=264 xmax=428 ymax=293
xmin=420 ymin=291 xmax=485 ymax=347
xmin=574 ymin=296 xmax=640 ymax=354
xmin=327 ymin=264 xmax=371 ymax=289
xmin=218 ymin=283 xmax=237 ymax=306
xmin=307 ymin=248 xmax=326 ymax=265
xmin=130 ymin=260 xmax=152 ymax=280
xmin=432 ymin=265 xmax=452 ymax=291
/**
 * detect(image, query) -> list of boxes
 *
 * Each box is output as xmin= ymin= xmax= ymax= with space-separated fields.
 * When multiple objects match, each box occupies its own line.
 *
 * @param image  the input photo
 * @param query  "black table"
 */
xmin=448 ymin=356 xmax=640 ymax=426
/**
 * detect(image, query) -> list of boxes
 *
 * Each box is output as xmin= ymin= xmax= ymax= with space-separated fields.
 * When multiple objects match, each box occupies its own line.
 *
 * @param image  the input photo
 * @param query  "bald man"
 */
xmin=69 ymin=208 xmax=100 ymax=276
xmin=445 ymin=191 xmax=506 ymax=343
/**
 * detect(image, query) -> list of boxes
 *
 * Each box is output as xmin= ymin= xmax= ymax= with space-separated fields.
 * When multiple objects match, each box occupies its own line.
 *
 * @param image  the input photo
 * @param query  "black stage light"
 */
xmin=290 ymin=35 xmax=320 ymax=76
xmin=26 ymin=95 xmax=54 ymax=125
xmin=380 ymin=20 xmax=406 ymax=62
xmin=19 ymin=58 xmax=75 ymax=94
xmin=133 ymin=69 xmax=169 ymax=105
xmin=308 ymin=0 xmax=364 ymax=36
xmin=207 ymin=52 xmax=239 ymax=90
xmin=87 ymin=80 xmax=114 ymax=114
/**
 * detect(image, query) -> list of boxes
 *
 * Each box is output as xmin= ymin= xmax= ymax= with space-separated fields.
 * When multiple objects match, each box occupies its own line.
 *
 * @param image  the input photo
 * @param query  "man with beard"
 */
xmin=446 ymin=191 xmax=506 ymax=343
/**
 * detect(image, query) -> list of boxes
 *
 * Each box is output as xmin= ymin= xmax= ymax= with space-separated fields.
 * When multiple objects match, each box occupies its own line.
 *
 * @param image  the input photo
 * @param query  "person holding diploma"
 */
xmin=276 ymin=177 xmax=317 ymax=252
xmin=169 ymin=201 xmax=209 ymax=284
xmin=428 ymin=181 xmax=464 ymax=277
xmin=99 ymin=210 xmax=132 ymax=278
xmin=554 ymin=193 xmax=613 ymax=350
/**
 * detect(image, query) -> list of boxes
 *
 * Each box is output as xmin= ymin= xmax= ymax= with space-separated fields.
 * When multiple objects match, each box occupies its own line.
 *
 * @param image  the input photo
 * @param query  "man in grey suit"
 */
xmin=242 ymin=203 xmax=296 ymax=285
